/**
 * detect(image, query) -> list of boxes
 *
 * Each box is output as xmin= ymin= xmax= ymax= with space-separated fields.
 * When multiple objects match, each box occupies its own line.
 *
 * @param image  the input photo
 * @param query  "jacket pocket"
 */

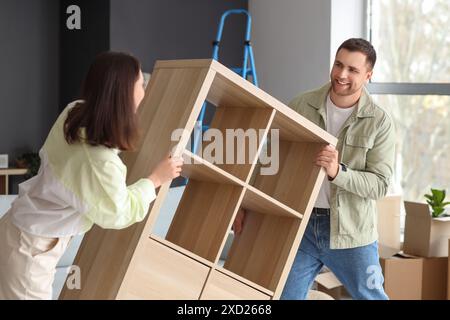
xmin=338 ymin=191 xmax=374 ymax=235
xmin=343 ymin=135 xmax=374 ymax=170
xmin=30 ymin=237 xmax=59 ymax=258
xmin=19 ymin=229 xmax=62 ymax=262
xmin=345 ymin=135 xmax=374 ymax=148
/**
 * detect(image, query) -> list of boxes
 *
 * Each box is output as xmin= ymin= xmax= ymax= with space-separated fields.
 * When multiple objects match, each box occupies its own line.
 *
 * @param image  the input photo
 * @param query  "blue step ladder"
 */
xmin=212 ymin=9 xmax=259 ymax=85
xmin=179 ymin=9 xmax=258 ymax=187
xmin=193 ymin=9 xmax=259 ymax=153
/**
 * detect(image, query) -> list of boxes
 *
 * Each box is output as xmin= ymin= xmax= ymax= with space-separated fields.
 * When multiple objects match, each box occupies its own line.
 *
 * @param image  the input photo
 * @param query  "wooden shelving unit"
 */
xmin=60 ymin=59 xmax=337 ymax=300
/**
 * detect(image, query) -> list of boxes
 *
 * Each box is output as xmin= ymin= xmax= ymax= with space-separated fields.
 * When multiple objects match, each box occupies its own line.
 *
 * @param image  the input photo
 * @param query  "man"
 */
xmin=234 ymin=38 xmax=395 ymax=300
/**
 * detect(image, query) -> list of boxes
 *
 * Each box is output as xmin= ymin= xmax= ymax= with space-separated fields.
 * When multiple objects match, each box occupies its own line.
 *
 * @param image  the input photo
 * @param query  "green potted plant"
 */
xmin=15 ymin=152 xmax=41 ymax=179
xmin=424 ymin=188 xmax=450 ymax=218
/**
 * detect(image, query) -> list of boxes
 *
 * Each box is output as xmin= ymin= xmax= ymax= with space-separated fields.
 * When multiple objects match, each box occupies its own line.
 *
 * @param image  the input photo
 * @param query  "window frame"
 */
xmin=366 ymin=0 xmax=450 ymax=96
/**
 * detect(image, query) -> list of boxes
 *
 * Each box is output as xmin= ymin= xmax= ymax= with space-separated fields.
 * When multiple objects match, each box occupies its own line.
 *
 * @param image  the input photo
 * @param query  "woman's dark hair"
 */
xmin=337 ymin=38 xmax=377 ymax=70
xmin=64 ymin=51 xmax=141 ymax=150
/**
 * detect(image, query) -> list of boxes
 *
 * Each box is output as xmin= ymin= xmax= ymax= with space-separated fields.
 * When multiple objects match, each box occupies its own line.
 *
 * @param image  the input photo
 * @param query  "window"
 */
xmin=367 ymin=0 xmax=450 ymax=202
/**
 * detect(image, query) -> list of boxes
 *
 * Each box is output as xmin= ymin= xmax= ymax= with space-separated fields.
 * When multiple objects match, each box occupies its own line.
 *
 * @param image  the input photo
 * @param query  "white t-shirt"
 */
xmin=314 ymin=94 xmax=356 ymax=209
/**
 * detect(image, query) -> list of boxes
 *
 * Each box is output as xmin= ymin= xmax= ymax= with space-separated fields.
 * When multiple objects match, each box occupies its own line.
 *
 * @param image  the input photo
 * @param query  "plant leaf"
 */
xmin=438 ymin=190 xmax=445 ymax=203
xmin=433 ymin=208 xmax=445 ymax=217
xmin=431 ymin=189 xmax=445 ymax=203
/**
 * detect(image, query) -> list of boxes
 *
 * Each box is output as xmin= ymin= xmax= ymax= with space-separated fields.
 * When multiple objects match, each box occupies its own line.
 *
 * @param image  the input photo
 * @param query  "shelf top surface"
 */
xmin=243 ymin=185 xmax=303 ymax=219
xmin=154 ymin=59 xmax=337 ymax=145
xmin=181 ymin=150 xmax=244 ymax=186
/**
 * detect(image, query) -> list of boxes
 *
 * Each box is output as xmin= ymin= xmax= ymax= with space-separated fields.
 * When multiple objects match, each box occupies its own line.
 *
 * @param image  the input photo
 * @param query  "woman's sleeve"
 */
xmin=83 ymin=160 xmax=156 ymax=229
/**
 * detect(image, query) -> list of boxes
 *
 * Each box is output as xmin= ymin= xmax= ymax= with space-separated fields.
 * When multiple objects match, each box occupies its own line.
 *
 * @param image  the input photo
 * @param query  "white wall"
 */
xmin=330 ymin=0 xmax=367 ymax=69
xmin=249 ymin=0 xmax=332 ymax=103
xmin=249 ymin=0 xmax=366 ymax=104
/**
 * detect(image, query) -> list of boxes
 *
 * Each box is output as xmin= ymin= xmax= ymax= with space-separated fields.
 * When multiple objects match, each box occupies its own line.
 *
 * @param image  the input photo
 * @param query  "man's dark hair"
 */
xmin=337 ymin=38 xmax=377 ymax=70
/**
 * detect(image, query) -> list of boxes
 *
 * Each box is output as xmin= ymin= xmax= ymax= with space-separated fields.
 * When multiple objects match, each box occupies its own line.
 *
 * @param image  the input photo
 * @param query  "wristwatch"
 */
xmin=340 ymin=162 xmax=348 ymax=172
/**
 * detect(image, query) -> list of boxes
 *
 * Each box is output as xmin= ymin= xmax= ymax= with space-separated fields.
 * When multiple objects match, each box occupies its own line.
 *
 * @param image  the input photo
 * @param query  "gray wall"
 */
xmin=0 ymin=0 xmax=248 ymax=192
xmin=0 ymin=0 xmax=60 ymax=162
xmin=110 ymin=0 xmax=248 ymax=187
xmin=110 ymin=0 xmax=248 ymax=73
xmin=0 ymin=0 xmax=59 ymax=192
xmin=330 ymin=0 xmax=366 ymax=68
xmin=249 ymin=0 xmax=332 ymax=103
xmin=59 ymin=0 xmax=110 ymax=109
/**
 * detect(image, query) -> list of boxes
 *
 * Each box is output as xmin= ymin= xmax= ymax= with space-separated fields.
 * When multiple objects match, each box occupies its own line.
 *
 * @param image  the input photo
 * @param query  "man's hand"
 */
xmin=232 ymin=208 xmax=246 ymax=235
xmin=315 ymin=145 xmax=339 ymax=179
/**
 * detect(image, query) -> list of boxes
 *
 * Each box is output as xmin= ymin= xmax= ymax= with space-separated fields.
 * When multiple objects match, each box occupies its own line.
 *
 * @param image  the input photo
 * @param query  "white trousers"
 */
xmin=0 ymin=212 xmax=71 ymax=300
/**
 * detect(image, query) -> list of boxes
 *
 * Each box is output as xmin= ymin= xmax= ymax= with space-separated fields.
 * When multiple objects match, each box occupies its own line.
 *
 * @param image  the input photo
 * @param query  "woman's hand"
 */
xmin=149 ymin=155 xmax=184 ymax=188
xmin=232 ymin=208 xmax=246 ymax=235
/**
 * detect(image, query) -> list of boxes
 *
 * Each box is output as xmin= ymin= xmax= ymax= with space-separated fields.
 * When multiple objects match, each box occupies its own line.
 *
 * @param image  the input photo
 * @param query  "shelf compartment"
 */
xmin=271 ymin=107 xmax=336 ymax=143
xmin=201 ymin=269 xmax=271 ymax=300
xmin=165 ymin=177 xmax=245 ymax=262
xmin=206 ymin=69 xmax=274 ymax=109
xmin=251 ymin=139 xmax=326 ymax=215
xmin=190 ymin=105 xmax=274 ymax=181
xmin=221 ymin=207 xmax=301 ymax=292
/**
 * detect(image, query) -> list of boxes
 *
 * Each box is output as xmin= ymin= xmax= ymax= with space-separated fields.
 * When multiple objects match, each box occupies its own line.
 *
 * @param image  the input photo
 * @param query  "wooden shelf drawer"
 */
xmin=121 ymin=239 xmax=210 ymax=300
xmin=200 ymin=270 xmax=271 ymax=300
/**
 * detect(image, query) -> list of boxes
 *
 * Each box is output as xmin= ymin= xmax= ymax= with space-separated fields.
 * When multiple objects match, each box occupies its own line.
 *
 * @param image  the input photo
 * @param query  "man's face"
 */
xmin=330 ymin=48 xmax=373 ymax=97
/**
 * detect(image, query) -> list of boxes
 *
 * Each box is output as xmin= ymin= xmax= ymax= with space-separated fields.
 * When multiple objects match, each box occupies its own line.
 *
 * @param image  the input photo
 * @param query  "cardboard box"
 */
xmin=313 ymin=244 xmax=448 ymax=300
xmin=379 ymin=245 xmax=448 ymax=300
xmin=403 ymin=201 xmax=450 ymax=257
xmin=448 ymin=239 xmax=450 ymax=300
xmin=377 ymin=195 xmax=402 ymax=250
xmin=421 ymin=256 xmax=448 ymax=300
xmin=379 ymin=245 xmax=423 ymax=300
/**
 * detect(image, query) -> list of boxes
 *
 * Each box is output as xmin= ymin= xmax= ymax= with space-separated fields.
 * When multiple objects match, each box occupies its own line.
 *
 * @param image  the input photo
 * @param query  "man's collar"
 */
xmin=306 ymin=82 xmax=375 ymax=118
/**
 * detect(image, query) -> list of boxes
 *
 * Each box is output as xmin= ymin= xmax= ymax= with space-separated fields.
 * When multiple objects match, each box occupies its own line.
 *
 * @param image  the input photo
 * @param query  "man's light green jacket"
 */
xmin=289 ymin=83 xmax=396 ymax=249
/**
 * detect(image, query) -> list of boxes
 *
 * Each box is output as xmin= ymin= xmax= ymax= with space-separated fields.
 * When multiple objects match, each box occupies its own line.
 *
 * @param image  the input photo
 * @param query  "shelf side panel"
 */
xmin=126 ymin=66 xmax=216 ymax=181
xmin=60 ymin=64 xmax=216 ymax=300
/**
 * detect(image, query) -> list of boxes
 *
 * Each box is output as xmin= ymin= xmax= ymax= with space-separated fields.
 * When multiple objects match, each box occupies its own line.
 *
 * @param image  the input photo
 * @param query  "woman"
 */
xmin=0 ymin=52 xmax=183 ymax=299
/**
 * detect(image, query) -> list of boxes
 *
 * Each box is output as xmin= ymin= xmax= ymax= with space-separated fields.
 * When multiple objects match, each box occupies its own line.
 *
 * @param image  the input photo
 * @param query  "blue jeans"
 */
xmin=281 ymin=212 xmax=388 ymax=300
